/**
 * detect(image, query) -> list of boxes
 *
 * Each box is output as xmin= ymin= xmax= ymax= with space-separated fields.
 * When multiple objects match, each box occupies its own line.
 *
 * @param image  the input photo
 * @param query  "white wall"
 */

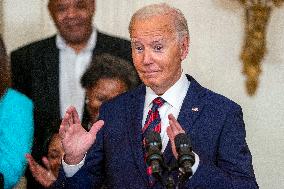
xmin=2 ymin=0 xmax=284 ymax=188
xmin=0 ymin=1 xmax=3 ymax=33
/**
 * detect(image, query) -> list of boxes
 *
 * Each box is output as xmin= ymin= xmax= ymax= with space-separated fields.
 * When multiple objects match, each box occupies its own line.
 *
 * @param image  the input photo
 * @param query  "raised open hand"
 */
xmin=59 ymin=106 xmax=104 ymax=164
xmin=26 ymin=154 xmax=56 ymax=188
xmin=166 ymin=114 xmax=185 ymax=159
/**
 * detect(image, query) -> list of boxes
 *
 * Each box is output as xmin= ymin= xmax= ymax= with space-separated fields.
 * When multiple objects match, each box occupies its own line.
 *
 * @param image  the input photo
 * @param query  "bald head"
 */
xmin=129 ymin=3 xmax=189 ymax=42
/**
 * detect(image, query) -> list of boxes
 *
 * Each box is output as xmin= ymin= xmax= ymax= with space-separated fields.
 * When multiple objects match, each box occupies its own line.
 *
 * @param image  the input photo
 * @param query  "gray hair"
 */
xmin=129 ymin=3 xmax=189 ymax=41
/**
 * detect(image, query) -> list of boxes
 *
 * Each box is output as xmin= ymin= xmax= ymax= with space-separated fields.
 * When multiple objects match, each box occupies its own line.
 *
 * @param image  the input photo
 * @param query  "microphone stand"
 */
xmin=162 ymin=162 xmax=178 ymax=189
xmin=165 ymin=176 xmax=175 ymax=189
xmin=156 ymin=159 xmax=194 ymax=189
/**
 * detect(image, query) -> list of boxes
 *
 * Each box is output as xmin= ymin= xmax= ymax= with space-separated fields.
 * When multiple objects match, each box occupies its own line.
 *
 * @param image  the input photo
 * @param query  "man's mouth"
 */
xmin=142 ymin=70 xmax=160 ymax=77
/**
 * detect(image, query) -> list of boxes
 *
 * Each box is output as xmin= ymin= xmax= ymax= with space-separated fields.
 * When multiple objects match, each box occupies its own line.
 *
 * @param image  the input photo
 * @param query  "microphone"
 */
xmin=174 ymin=133 xmax=195 ymax=181
xmin=144 ymin=131 xmax=164 ymax=178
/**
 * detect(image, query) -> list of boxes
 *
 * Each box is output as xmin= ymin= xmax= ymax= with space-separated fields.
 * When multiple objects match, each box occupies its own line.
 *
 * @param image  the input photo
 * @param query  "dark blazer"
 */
xmin=54 ymin=75 xmax=258 ymax=189
xmin=10 ymin=31 xmax=133 ymax=159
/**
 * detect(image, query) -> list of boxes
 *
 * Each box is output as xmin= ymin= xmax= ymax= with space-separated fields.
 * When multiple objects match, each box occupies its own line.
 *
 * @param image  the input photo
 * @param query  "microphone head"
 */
xmin=174 ymin=133 xmax=195 ymax=179
xmin=174 ymin=133 xmax=191 ymax=151
xmin=144 ymin=131 xmax=163 ymax=175
xmin=145 ymin=131 xmax=162 ymax=151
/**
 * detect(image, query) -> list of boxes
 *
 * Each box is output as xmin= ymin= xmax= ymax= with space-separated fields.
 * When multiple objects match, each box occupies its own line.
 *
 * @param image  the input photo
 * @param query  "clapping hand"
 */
xmin=166 ymin=114 xmax=185 ymax=159
xmin=26 ymin=154 xmax=56 ymax=188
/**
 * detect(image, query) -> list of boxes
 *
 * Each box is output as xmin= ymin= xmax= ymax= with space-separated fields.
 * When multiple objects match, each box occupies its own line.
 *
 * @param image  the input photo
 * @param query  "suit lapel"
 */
xmin=178 ymin=75 xmax=206 ymax=134
xmin=163 ymin=75 xmax=206 ymax=164
xmin=42 ymin=37 xmax=60 ymax=118
xmin=92 ymin=32 xmax=106 ymax=56
xmin=127 ymin=85 xmax=149 ymax=184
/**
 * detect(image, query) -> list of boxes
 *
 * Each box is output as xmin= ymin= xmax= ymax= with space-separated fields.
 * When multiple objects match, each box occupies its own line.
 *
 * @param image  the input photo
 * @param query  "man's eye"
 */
xmin=135 ymin=46 xmax=143 ymax=53
xmin=55 ymin=5 xmax=67 ymax=12
xmin=76 ymin=2 xmax=87 ymax=10
xmin=154 ymin=45 xmax=163 ymax=52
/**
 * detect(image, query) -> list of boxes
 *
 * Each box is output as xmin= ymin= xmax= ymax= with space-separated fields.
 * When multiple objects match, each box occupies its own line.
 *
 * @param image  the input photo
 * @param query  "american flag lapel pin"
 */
xmin=192 ymin=107 xmax=199 ymax=112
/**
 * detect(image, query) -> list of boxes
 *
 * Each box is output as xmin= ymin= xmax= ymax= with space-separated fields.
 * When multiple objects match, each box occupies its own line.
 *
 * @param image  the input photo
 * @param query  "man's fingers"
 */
xmin=42 ymin=156 xmax=51 ymax=170
xmin=26 ymin=155 xmax=54 ymax=187
xmin=166 ymin=116 xmax=181 ymax=159
xmin=59 ymin=112 xmax=71 ymax=139
xmin=166 ymin=126 xmax=174 ymax=140
xmin=168 ymin=114 xmax=185 ymax=134
xmin=26 ymin=154 xmax=44 ymax=176
xmin=60 ymin=107 xmax=82 ymax=140
xmin=167 ymin=114 xmax=185 ymax=143
xmin=89 ymin=120 xmax=104 ymax=136
xmin=26 ymin=154 xmax=36 ymax=170
xmin=65 ymin=106 xmax=80 ymax=124
xmin=26 ymin=154 xmax=38 ymax=168
xmin=26 ymin=154 xmax=33 ymax=162
xmin=59 ymin=123 xmax=66 ymax=139
xmin=71 ymin=107 xmax=81 ymax=124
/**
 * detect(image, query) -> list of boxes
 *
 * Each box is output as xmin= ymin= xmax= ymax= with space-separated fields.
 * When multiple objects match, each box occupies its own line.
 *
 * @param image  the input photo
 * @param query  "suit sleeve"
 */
xmin=10 ymin=49 xmax=32 ymax=98
xmin=184 ymin=106 xmax=258 ymax=189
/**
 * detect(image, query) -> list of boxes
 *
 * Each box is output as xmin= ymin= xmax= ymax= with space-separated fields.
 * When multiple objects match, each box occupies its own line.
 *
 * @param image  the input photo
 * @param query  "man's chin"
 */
xmin=61 ymin=32 xmax=90 ymax=45
xmin=143 ymin=80 xmax=159 ymax=89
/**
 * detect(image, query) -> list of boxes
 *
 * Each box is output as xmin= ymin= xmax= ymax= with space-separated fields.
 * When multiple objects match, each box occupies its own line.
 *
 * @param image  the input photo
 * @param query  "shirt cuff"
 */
xmin=191 ymin=151 xmax=199 ymax=175
xmin=62 ymin=154 xmax=86 ymax=177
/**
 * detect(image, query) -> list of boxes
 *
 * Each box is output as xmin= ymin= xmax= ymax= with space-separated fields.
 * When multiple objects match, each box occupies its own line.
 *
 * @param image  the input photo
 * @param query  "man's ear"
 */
xmin=180 ymin=35 xmax=189 ymax=61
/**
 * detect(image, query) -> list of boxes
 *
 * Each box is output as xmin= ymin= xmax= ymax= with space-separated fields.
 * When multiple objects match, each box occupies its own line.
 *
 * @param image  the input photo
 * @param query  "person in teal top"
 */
xmin=0 ymin=36 xmax=34 ymax=189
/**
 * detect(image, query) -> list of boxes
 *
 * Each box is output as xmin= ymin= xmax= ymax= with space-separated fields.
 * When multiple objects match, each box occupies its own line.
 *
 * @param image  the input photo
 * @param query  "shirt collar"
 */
xmin=56 ymin=26 xmax=97 ymax=52
xmin=145 ymin=71 xmax=190 ymax=109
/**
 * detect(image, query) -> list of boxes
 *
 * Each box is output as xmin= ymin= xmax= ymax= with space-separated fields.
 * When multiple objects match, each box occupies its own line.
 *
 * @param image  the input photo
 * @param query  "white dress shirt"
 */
xmin=143 ymin=72 xmax=189 ymax=152
xmin=63 ymin=72 xmax=199 ymax=177
xmin=57 ymin=28 xmax=97 ymax=120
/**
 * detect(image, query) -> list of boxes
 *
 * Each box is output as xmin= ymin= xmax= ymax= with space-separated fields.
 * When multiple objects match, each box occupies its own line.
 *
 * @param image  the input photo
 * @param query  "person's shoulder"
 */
xmin=97 ymin=31 xmax=130 ymax=45
xmin=201 ymin=86 xmax=241 ymax=113
xmin=188 ymin=76 xmax=241 ymax=113
xmin=4 ymin=88 xmax=33 ymax=109
xmin=114 ymin=84 xmax=144 ymax=100
xmin=11 ymin=35 xmax=56 ymax=55
xmin=95 ymin=31 xmax=132 ymax=61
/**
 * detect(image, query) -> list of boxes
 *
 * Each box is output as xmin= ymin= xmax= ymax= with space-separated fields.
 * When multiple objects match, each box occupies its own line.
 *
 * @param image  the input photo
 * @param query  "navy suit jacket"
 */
xmin=54 ymin=75 xmax=258 ymax=189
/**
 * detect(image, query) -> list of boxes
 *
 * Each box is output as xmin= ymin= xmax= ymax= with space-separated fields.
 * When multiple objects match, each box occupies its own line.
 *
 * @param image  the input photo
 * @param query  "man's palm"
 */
xmin=59 ymin=106 xmax=104 ymax=164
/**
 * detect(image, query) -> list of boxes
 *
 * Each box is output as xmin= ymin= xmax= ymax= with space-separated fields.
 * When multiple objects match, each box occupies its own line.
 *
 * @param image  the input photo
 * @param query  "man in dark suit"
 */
xmin=10 ymin=0 xmax=133 ymax=188
xmin=54 ymin=3 xmax=258 ymax=189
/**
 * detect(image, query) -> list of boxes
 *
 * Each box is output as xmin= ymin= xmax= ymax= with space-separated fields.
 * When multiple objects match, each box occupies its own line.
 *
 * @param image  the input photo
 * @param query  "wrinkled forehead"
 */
xmin=49 ymin=0 xmax=94 ymax=6
xmin=130 ymin=14 xmax=176 ymax=37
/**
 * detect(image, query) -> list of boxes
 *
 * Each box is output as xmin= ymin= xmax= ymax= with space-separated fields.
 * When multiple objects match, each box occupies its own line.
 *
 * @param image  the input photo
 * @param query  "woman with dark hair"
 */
xmin=81 ymin=53 xmax=139 ymax=127
xmin=0 ymin=36 xmax=34 ymax=189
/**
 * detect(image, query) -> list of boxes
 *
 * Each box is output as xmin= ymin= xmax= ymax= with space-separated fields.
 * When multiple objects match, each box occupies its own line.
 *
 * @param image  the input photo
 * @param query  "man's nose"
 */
xmin=142 ymin=49 xmax=153 ymax=65
xmin=66 ymin=7 xmax=78 ymax=18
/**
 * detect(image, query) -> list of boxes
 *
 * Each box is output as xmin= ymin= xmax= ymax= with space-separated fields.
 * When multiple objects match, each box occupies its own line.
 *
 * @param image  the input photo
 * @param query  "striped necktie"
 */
xmin=142 ymin=97 xmax=165 ymax=136
xmin=142 ymin=97 xmax=165 ymax=186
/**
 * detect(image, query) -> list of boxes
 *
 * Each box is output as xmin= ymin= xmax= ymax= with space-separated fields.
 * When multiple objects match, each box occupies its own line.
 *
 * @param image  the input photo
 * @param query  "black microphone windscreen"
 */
xmin=174 ymin=133 xmax=191 ymax=148
xmin=145 ymin=130 xmax=161 ymax=144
